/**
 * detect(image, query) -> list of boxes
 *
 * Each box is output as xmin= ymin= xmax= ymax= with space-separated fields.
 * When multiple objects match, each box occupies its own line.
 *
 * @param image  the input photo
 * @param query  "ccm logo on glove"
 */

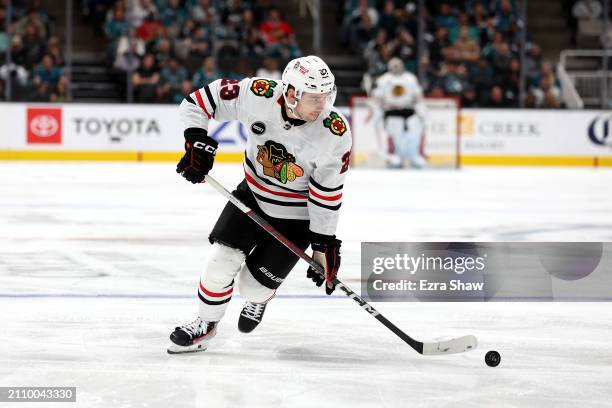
xmin=193 ymin=141 xmax=217 ymax=155
xmin=176 ymin=128 xmax=218 ymax=184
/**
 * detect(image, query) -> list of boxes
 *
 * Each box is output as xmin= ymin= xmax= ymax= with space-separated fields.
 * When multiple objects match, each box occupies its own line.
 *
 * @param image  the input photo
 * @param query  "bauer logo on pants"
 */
xmin=27 ymin=107 xmax=62 ymax=144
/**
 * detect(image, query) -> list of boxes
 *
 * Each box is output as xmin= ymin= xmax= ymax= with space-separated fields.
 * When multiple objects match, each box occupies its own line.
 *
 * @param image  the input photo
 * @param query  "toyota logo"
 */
xmin=30 ymin=114 xmax=59 ymax=138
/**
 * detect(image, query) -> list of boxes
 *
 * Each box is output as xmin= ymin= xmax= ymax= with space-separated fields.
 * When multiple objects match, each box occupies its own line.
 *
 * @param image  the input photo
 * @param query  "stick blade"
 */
xmin=421 ymin=335 xmax=478 ymax=355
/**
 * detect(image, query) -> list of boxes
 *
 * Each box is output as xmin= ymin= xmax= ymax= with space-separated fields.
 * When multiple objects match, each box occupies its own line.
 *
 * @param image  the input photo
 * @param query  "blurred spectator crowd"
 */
xmin=3 ymin=0 xmax=609 ymax=106
xmin=0 ymin=0 xmax=68 ymax=102
xmin=92 ymin=0 xmax=301 ymax=103
xmin=345 ymin=0 xmax=565 ymax=108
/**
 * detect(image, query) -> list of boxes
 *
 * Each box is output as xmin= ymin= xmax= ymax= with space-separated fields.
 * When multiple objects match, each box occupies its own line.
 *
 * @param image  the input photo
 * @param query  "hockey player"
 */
xmin=168 ymin=56 xmax=352 ymax=354
xmin=372 ymin=57 xmax=426 ymax=168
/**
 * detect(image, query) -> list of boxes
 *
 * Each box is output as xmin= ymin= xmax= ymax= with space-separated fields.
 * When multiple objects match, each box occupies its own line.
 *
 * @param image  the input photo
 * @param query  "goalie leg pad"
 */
xmin=385 ymin=116 xmax=408 ymax=166
xmin=405 ymin=115 xmax=426 ymax=168
xmin=198 ymin=243 xmax=246 ymax=322
xmin=385 ymin=116 xmax=406 ymax=154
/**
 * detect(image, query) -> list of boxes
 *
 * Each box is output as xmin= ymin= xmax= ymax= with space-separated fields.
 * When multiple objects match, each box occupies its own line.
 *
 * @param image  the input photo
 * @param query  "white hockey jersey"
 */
xmin=373 ymin=71 xmax=423 ymax=111
xmin=179 ymin=77 xmax=352 ymax=236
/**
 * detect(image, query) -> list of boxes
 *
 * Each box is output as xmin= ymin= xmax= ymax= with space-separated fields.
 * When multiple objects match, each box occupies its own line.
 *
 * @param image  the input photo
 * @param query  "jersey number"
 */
xmin=340 ymin=150 xmax=351 ymax=174
xmin=220 ymin=79 xmax=240 ymax=100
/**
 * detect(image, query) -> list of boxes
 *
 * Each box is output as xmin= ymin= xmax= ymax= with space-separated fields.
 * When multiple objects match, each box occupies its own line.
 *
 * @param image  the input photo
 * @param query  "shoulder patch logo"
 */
xmin=323 ymin=111 xmax=347 ymax=136
xmin=256 ymin=140 xmax=304 ymax=184
xmin=251 ymin=79 xmax=277 ymax=98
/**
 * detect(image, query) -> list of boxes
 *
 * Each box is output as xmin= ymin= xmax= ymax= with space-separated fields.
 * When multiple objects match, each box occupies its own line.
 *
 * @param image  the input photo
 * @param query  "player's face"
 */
xmin=296 ymin=92 xmax=329 ymax=122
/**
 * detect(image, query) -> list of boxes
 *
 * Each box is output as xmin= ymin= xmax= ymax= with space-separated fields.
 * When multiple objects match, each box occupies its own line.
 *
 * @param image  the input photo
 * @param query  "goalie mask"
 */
xmin=387 ymin=57 xmax=405 ymax=76
xmin=281 ymin=56 xmax=337 ymax=114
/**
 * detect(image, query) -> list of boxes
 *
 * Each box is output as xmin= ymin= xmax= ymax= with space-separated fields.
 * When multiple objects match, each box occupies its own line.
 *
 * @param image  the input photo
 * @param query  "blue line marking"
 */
xmin=2 ymin=294 xmax=609 ymax=301
xmin=0 ymin=293 xmax=343 ymax=299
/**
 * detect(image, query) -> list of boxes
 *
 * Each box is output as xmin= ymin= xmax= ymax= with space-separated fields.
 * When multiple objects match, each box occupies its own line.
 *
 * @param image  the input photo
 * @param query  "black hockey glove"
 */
xmin=307 ymin=232 xmax=341 ymax=295
xmin=176 ymin=128 xmax=218 ymax=184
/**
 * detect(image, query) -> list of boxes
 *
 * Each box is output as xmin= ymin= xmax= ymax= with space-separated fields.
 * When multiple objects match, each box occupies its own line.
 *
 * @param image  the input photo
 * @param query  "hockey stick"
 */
xmin=204 ymin=175 xmax=477 ymax=355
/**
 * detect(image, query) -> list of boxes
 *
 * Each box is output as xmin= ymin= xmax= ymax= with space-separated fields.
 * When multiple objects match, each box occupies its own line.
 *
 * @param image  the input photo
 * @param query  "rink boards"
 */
xmin=0 ymin=103 xmax=611 ymax=166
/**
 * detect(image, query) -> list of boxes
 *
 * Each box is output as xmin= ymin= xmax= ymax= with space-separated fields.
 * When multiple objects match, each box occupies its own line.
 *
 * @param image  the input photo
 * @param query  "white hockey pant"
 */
xmin=197 ymin=243 xmax=275 ymax=322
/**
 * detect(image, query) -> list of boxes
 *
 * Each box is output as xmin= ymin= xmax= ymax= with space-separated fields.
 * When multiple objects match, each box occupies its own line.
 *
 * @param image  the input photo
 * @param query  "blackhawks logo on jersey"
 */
xmin=392 ymin=85 xmax=406 ymax=96
xmin=323 ymin=111 xmax=347 ymax=136
xmin=256 ymin=140 xmax=304 ymax=184
xmin=251 ymin=79 xmax=277 ymax=98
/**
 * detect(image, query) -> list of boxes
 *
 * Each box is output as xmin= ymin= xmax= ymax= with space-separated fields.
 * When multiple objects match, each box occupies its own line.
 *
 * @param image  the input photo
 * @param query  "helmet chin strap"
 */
xmin=282 ymin=91 xmax=304 ymax=120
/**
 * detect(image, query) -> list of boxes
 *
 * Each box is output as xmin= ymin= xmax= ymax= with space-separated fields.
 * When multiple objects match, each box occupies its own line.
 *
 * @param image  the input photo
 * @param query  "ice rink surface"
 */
xmin=1 ymin=162 xmax=612 ymax=408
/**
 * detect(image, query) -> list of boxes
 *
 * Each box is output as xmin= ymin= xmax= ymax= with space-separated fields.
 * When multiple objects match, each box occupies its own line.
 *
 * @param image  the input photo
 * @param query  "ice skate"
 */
xmin=238 ymin=301 xmax=267 ymax=333
xmin=167 ymin=317 xmax=218 ymax=354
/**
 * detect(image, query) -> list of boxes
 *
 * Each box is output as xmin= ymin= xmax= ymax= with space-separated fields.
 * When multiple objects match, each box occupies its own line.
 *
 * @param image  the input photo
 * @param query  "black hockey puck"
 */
xmin=485 ymin=350 xmax=501 ymax=367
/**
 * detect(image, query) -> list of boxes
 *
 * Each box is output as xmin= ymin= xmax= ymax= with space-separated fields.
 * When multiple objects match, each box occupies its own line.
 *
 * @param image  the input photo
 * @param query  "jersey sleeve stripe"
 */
xmin=308 ymin=187 xmax=342 ymax=202
xmin=185 ymin=94 xmax=196 ymax=105
xmin=194 ymin=89 xmax=212 ymax=119
xmin=244 ymin=172 xmax=308 ymax=200
xmin=308 ymin=198 xmax=342 ymax=211
xmin=309 ymin=177 xmax=343 ymax=192
xmin=204 ymin=85 xmax=217 ymax=116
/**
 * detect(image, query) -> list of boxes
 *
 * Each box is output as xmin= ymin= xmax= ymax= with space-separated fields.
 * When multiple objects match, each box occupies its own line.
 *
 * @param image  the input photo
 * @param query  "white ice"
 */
xmin=1 ymin=162 xmax=612 ymax=408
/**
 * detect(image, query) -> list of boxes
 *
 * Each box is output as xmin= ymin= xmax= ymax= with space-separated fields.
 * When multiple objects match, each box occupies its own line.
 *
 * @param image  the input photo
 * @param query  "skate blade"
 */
xmin=167 ymin=342 xmax=209 ymax=354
